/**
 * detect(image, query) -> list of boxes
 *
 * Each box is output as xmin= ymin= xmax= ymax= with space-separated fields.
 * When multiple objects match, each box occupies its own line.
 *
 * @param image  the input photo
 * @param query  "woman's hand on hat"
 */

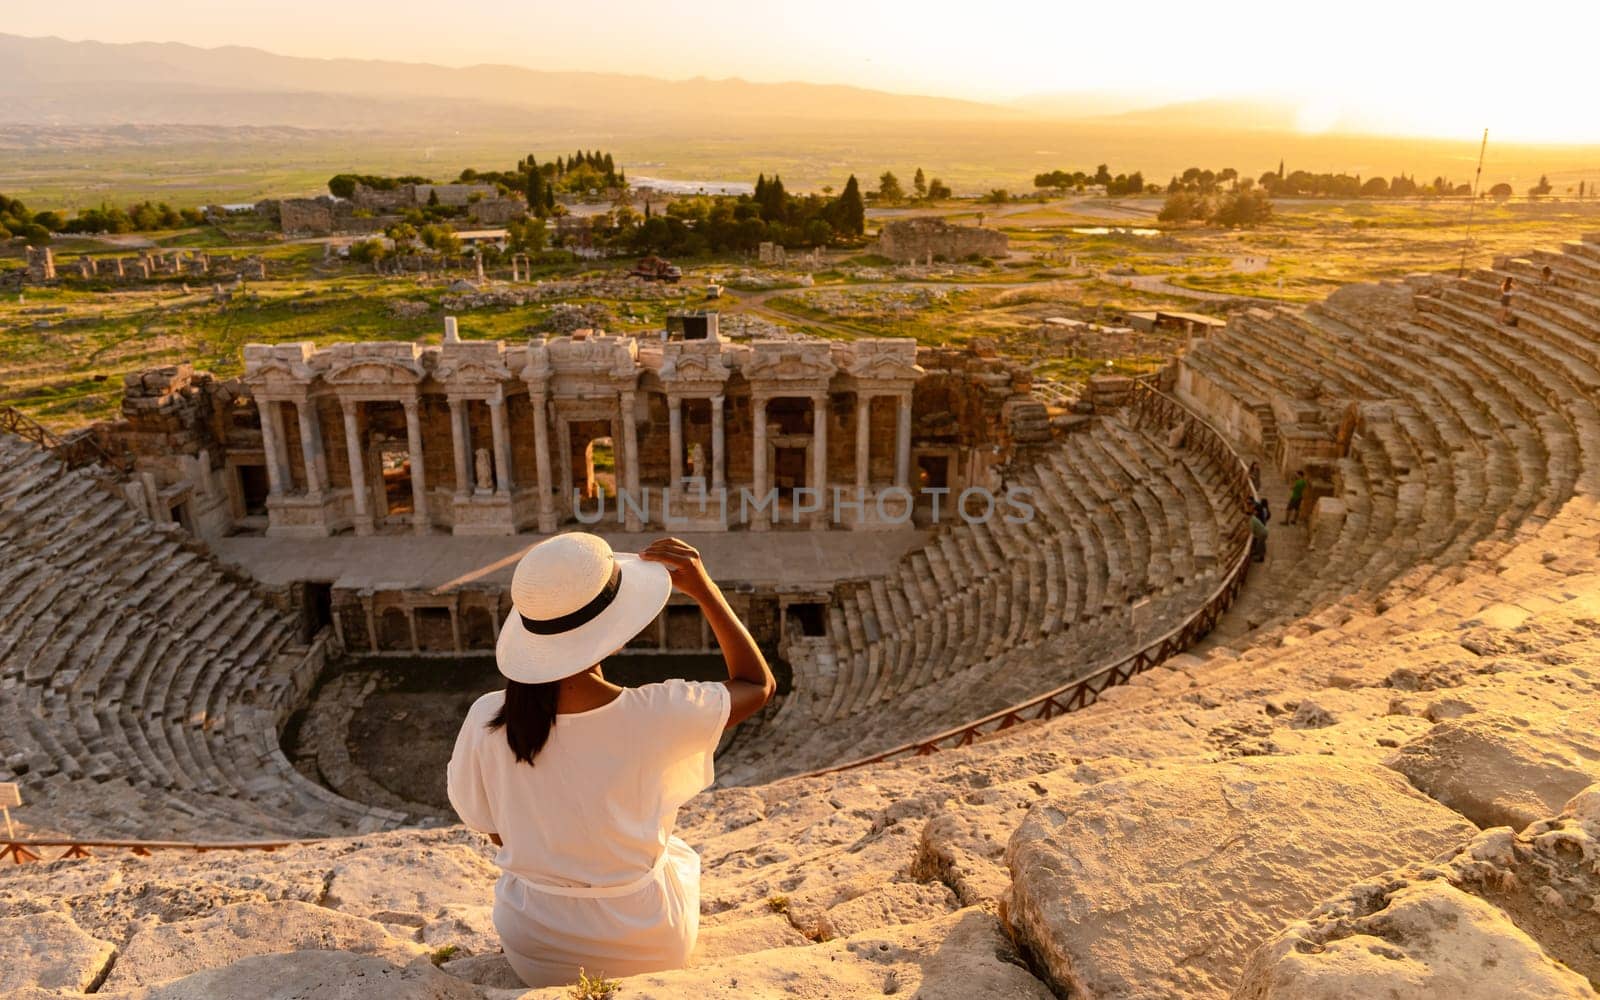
xmin=640 ymin=537 xmax=715 ymax=603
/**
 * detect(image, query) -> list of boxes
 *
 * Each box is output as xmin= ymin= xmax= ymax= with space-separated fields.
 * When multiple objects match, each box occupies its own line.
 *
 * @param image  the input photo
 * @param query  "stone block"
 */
xmin=1003 ymin=755 xmax=1476 ymax=999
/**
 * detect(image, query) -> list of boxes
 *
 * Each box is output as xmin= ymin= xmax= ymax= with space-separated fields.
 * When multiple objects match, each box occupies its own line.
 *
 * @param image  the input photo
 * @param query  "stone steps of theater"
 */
xmin=1226 ymin=310 xmax=1367 ymax=399
xmin=731 ymin=578 xmax=1218 ymax=782
xmin=1403 ymin=304 xmax=1584 ymax=506
xmin=1195 ymin=298 xmax=1574 ymax=642
xmin=1560 ymin=235 xmax=1600 ymax=267
xmin=724 ymin=421 xmax=1240 ymax=783
xmin=813 ymin=446 xmax=1221 ymax=728
xmin=0 ymin=433 xmax=383 ymax=839
xmin=1482 ymin=262 xmax=1600 ymax=329
xmin=1195 ymin=325 xmax=1324 ymax=405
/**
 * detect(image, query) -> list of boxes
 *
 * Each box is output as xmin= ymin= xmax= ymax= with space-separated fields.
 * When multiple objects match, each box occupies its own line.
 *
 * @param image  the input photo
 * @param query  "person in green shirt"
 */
xmin=1286 ymin=470 xmax=1308 ymax=525
xmin=1248 ymin=499 xmax=1269 ymax=563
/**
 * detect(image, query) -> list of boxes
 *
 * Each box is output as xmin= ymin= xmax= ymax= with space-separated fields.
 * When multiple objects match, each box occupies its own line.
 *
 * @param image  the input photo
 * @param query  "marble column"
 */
xmin=895 ymin=391 xmax=914 ymax=489
xmin=751 ymin=394 xmax=768 ymax=532
xmin=531 ymin=392 xmax=555 ymax=532
xmin=710 ymin=394 xmax=726 ymax=491
xmin=556 ymin=417 xmax=573 ymax=505
xmin=620 ymin=389 xmax=641 ymax=531
xmin=295 ymin=399 xmax=327 ymax=497
xmin=256 ymin=399 xmax=287 ymax=498
xmin=448 ymin=398 xmax=471 ymax=496
xmin=667 ymin=395 xmax=684 ymax=490
xmin=341 ymin=400 xmax=372 ymax=535
xmin=854 ymin=392 xmax=872 ymax=492
xmin=489 ymin=396 xmax=513 ymax=494
xmin=403 ymin=398 xmax=430 ymax=534
xmin=811 ymin=391 xmax=829 ymax=530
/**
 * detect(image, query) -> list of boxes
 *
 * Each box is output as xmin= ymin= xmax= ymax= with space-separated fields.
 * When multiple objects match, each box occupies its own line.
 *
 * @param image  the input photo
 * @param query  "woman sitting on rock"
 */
xmin=447 ymin=533 xmax=774 ymax=988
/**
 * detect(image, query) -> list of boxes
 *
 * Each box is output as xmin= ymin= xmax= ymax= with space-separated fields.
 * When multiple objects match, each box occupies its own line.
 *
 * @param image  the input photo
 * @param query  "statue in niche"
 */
xmin=688 ymin=442 xmax=705 ymax=487
xmin=475 ymin=447 xmax=494 ymax=494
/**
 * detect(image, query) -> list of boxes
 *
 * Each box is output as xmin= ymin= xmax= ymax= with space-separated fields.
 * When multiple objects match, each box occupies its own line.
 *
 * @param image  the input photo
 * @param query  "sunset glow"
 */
xmin=8 ymin=0 xmax=1600 ymax=144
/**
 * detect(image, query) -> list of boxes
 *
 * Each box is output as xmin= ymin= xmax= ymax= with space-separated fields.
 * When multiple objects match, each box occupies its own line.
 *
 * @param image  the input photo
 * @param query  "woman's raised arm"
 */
xmin=640 ymin=537 xmax=775 ymax=728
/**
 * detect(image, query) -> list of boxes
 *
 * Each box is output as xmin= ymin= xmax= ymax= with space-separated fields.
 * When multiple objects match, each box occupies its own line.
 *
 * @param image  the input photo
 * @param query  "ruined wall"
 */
xmin=876 ymin=218 xmax=1009 ymax=263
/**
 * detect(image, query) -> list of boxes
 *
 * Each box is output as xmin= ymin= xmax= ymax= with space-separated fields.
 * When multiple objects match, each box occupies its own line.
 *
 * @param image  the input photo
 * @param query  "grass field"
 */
xmin=5 ymin=193 xmax=1600 ymax=431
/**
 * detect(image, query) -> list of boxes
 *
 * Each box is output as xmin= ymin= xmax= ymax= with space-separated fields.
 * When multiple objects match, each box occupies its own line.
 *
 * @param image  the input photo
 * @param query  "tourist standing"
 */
xmin=1285 ymin=470 xmax=1308 ymax=526
xmin=1248 ymin=460 xmax=1262 ymax=491
xmin=1500 ymin=276 xmax=1517 ymax=326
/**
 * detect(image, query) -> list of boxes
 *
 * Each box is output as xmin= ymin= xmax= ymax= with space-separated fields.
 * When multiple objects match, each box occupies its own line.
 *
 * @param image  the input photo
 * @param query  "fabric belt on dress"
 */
xmin=509 ymin=845 xmax=671 ymax=899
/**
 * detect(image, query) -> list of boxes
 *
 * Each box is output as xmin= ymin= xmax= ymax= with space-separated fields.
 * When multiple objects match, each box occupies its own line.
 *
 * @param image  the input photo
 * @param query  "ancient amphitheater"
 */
xmin=4 ymin=238 xmax=1600 ymax=998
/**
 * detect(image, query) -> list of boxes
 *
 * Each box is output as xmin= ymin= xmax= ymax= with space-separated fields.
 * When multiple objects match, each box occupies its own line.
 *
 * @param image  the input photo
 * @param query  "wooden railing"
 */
xmin=799 ymin=378 xmax=1255 ymax=777
xmin=2 ymin=837 xmax=316 ymax=865
xmin=0 ymin=405 xmax=121 ymax=471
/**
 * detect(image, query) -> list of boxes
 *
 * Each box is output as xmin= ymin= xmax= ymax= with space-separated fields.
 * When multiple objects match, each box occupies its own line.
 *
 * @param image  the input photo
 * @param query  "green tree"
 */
xmin=1529 ymin=174 xmax=1552 ymax=198
xmin=984 ymin=188 xmax=1010 ymax=205
xmin=525 ymin=158 xmax=545 ymax=217
xmin=1489 ymin=182 xmax=1514 ymax=203
xmin=422 ymin=225 xmax=462 ymax=254
xmin=1212 ymin=189 xmax=1273 ymax=227
xmin=348 ymin=239 xmax=387 ymax=264
xmin=386 ymin=222 xmax=419 ymax=250
xmin=1158 ymin=192 xmax=1206 ymax=223
xmin=835 ymin=175 xmax=866 ymax=235
xmin=877 ymin=171 xmax=904 ymax=204
xmin=926 ymin=178 xmax=952 ymax=200
xmin=913 ymin=168 xmax=927 ymax=200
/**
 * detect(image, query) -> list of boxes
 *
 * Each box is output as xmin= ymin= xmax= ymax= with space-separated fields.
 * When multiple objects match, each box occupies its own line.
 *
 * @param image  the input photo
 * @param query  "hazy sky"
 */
xmin=10 ymin=0 xmax=1600 ymax=142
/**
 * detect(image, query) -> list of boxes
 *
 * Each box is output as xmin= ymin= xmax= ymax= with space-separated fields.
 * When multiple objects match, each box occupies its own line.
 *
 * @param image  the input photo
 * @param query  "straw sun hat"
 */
xmin=496 ymin=533 xmax=672 ymax=683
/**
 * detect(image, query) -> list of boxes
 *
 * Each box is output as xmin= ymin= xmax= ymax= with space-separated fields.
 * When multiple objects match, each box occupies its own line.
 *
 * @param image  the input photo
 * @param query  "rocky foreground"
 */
xmin=4 ymin=499 xmax=1600 ymax=997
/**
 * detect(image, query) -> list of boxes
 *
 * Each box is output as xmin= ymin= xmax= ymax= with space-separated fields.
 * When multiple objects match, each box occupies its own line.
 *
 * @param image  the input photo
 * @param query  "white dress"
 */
xmin=446 ymin=679 xmax=730 ymax=987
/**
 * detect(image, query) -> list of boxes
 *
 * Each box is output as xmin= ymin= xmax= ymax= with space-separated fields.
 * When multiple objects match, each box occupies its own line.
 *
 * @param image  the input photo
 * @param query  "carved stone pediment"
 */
xmin=846 ymin=339 xmax=924 ymax=382
xmin=433 ymin=342 xmax=512 ymax=387
xmin=242 ymin=343 xmax=317 ymax=386
xmin=743 ymin=341 xmax=837 ymax=383
xmin=546 ymin=334 xmax=638 ymax=380
xmin=324 ymin=359 xmax=424 ymax=386
xmin=660 ymin=341 xmax=732 ymax=386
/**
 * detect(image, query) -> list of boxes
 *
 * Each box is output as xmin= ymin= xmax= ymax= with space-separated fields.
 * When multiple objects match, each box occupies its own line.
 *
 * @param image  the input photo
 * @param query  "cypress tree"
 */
xmin=525 ymin=159 xmax=544 ymax=217
xmin=837 ymin=174 xmax=865 ymax=236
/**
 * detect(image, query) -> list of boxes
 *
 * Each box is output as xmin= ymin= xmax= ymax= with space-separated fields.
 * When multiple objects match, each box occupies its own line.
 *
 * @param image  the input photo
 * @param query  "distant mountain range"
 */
xmin=0 ymin=33 xmax=1031 ymax=129
xmin=0 ymin=33 xmax=1326 ymax=134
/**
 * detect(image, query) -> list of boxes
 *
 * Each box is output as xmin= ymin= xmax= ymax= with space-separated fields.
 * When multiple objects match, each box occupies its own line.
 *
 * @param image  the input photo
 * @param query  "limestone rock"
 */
xmin=1238 ymin=783 xmax=1600 ymax=998
xmin=136 ymin=951 xmax=479 ymax=1000
xmin=1004 ymin=755 xmax=1477 ymax=999
xmin=105 ymin=900 xmax=427 ymax=990
xmin=1234 ymin=878 xmax=1595 ymax=999
xmin=419 ymin=903 xmax=500 ymax=958
xmin=0 ymin=910 xmax=117 ymax=994
xmin=1388 ymin=708 xmax=1600 ymax=830
xmin=694 ymin=913 xmax=810 ymax=962
xmin=323 ymin=844 xmax=500 ymax=925
xmin=517 ymin=909 xmax=1052 ymax=999
xmin=440 ymin=952 xmax=526 ymax=989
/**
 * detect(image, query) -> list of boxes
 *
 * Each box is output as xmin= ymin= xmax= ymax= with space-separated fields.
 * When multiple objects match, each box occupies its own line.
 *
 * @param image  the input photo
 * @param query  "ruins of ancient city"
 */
xmin=4 ymin=12 xmax=1600 ymax=1000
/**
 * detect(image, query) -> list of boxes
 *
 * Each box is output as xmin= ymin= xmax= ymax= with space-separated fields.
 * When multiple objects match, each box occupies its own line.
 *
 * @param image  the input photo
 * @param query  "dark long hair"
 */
xmin=487 ymin=679 xmax=561 ymax=765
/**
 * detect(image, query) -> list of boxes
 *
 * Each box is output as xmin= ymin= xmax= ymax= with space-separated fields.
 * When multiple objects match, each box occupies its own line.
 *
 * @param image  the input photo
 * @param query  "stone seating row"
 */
xmin=0 ymin=434 xmax=398 ymax=840
xmin=1174 ymin=250 xmax=1597 ymax=642
xmin=720 ymin=415 xmax=1240 ymax=784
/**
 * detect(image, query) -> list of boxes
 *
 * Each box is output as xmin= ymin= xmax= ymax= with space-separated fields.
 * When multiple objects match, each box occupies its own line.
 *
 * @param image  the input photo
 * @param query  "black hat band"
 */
xmin=520 ymin=561 xmax=623 ymax=635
